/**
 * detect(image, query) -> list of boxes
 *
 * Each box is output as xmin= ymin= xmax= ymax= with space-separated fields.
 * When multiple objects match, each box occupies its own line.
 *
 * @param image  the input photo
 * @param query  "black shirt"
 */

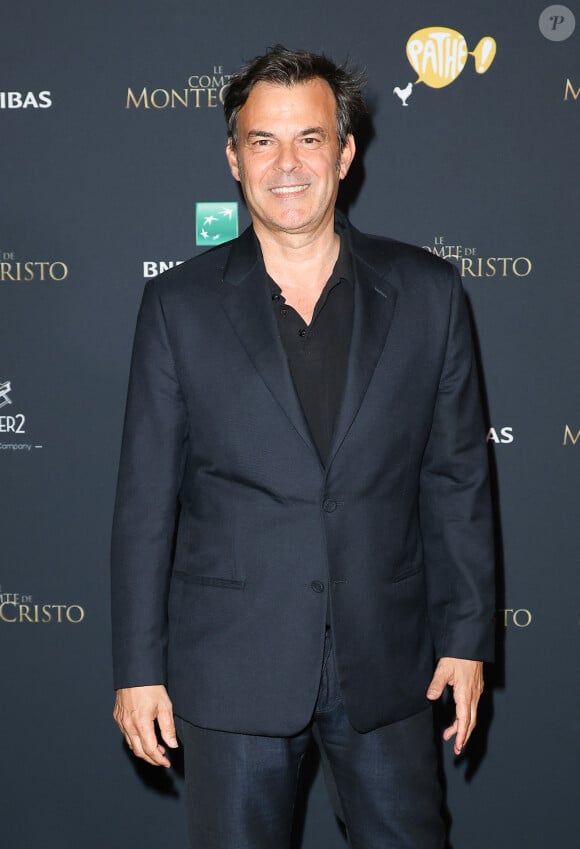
xmin=268 ymin=238 xmax=353 ymax=466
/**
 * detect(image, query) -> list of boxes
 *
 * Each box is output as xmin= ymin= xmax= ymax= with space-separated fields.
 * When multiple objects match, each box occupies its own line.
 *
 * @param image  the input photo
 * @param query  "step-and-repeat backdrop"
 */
xmin=2 ymin=2 xmax=578 ymax=847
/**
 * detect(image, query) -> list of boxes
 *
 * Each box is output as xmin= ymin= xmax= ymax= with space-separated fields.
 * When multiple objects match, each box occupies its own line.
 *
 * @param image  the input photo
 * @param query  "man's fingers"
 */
xmin=427 ymin=658 xmax=483 ymax=753
xmin=157 ymin=705 xmax=179 ymax=749
xmin=123 ymin=718 xmax=171 ymax=767
xmin=126 ymin=730 xmax=170 ymax=767
xmin=113 ymin=685 xmax=175 ymax=767
xmin=461 ymin=694 xmax=480 ymax=750
xmin=443 ymin=692 xmax=478 ymax=754
xmin=441 ymin=713 xmax=469 ymax=754
xmin=426 ymin=665 xmax=450 ymax=700
xmin=136 ymin=718 xmax=171 ymax=765
xmin=453 ymin=705 xmax=470 ymax=754
xmin=442 ymin=717 xmax=458 ymax=743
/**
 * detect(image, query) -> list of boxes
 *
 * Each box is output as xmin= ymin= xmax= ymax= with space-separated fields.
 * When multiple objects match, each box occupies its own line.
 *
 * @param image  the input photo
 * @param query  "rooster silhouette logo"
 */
xmin=393 ymin=82 xmax=413 ymax=106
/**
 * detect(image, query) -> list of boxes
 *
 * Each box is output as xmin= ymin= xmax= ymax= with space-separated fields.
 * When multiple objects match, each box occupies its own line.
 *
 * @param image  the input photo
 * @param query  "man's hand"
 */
xmin=113 ymin=684 xmax=178 ymax=767
xmin=426 ymin=657 xmax=484 ymax=755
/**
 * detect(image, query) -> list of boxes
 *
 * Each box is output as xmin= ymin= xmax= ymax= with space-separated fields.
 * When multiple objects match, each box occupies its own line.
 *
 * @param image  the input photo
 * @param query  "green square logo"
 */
xmin=196 ymin=202 xmax=239 ymax=246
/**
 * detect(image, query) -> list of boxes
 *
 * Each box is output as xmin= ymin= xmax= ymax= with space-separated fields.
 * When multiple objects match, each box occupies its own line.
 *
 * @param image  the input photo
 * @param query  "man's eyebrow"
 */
xmin=299 ymin=126 xmax=327 ymax=137
xmin=244 ymin=127 xmax=328 ymax=139
xmin=246 ymin=130 xmax=275 ymax=139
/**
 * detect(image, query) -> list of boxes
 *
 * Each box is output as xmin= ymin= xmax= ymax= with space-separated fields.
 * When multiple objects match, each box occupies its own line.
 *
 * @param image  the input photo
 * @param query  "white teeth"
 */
xmin=271 ymin=185 xmax=308 ymax=195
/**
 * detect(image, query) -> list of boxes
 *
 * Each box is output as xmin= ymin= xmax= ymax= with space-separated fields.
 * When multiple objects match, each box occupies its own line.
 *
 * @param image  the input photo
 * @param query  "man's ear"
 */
xmin=338 ymin=134 xmax=356 ymax=180
xmin=226 ymin=140 xmax=240 ymax=182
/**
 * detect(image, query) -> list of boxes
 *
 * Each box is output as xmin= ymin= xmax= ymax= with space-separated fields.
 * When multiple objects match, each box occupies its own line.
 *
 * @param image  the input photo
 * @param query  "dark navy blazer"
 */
xmin=111 ymin=214 xmax=495 ymax=736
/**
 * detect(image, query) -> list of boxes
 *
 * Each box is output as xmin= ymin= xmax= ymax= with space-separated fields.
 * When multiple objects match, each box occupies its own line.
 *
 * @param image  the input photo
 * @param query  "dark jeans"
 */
xmin=176 ymin=629 xmax=444 ymax=849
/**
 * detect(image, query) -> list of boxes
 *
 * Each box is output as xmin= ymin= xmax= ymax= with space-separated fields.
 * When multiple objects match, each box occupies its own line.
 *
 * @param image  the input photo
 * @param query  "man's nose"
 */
xmin=273 ymin=142 xmax=301 ymax=172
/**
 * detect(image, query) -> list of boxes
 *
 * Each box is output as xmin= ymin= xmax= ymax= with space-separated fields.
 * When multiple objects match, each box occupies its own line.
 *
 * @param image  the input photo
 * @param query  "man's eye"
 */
xmin=302 ymin=137 xmax=321 ymax=146
xmin=253 ymin=139 xmax=271 ymax=146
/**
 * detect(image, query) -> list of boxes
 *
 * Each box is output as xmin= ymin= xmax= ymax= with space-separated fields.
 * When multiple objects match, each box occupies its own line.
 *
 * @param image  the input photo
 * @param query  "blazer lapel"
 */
xmin=326 ymin=234 xmax=398 ymax=468
xmin=219 ymin=227 xmax=318 ymax=457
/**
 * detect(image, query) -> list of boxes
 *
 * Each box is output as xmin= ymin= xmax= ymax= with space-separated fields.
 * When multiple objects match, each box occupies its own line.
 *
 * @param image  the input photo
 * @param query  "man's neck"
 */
xmin=254 ymin=219 xmax=341 ymax=325
xmin=254 ymin=219 xmax=340 ymax=294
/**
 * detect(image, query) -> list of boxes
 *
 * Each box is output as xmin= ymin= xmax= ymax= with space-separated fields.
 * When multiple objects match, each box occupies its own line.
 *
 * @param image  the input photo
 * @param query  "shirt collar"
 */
xmin=267 ymin=234 xmax=353 ymax=299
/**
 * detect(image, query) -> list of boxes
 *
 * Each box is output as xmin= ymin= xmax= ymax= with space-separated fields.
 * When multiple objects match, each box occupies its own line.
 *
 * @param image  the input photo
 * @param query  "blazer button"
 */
xmin=323 ymin=499 xmax=337 ymax=513
xmin=310 ymin=580 xmax=325 ymax=593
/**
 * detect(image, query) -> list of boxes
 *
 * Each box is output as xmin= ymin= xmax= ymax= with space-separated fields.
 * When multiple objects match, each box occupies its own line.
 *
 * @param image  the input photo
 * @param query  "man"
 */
xmin=112 ymin=46 xmax=494 ymax=849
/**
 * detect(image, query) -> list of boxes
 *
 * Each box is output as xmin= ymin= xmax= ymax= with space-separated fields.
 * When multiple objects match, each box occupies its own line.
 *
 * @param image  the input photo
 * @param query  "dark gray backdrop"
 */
xmin=1 ymin=1 xmax=579 ymax=847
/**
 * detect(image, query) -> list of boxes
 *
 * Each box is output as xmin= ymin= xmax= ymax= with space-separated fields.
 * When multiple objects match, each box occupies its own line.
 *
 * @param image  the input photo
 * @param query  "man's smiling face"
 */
xmin=226 ymin=78 xmax=355 ymax=241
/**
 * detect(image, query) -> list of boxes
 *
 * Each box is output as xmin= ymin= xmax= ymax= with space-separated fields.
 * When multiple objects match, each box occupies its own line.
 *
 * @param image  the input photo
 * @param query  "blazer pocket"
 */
xmin=392 ymin=566 xmax=423 ymax=583
xmin=185 ymin=574 xmax=246 ymax=590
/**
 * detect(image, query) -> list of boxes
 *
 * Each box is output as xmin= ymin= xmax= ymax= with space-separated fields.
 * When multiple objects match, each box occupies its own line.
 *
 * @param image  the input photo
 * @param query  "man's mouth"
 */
xmin=270 ymin=184 xmax=309 ymax=196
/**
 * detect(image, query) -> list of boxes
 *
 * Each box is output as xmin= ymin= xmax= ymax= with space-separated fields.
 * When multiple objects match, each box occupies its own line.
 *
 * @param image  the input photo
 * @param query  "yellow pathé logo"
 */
xmin=393 ymin=27 xmax=496 ymax=106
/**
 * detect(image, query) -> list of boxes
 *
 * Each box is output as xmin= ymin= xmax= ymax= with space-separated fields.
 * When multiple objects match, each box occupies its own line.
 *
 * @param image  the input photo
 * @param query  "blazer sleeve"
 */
xmin=110 ymin=280 xmax=188 ymax=689
xmin=419 ymin=267 xmax=495 ymax=662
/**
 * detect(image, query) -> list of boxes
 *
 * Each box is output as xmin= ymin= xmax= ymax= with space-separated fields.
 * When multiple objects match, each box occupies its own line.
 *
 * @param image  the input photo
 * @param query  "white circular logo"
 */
xmin=539 ymin=5 xmax=576 ymax=40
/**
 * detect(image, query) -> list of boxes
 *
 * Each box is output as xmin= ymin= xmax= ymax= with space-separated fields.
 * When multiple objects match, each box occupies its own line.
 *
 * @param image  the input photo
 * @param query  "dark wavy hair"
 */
xmin=223 ymin=45 xmax=366 ymax=151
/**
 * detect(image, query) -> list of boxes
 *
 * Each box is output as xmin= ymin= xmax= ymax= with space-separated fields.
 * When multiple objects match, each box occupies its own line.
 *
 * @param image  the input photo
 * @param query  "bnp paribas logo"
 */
xmin=195 ymin=202 xmax=238 ymax=247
